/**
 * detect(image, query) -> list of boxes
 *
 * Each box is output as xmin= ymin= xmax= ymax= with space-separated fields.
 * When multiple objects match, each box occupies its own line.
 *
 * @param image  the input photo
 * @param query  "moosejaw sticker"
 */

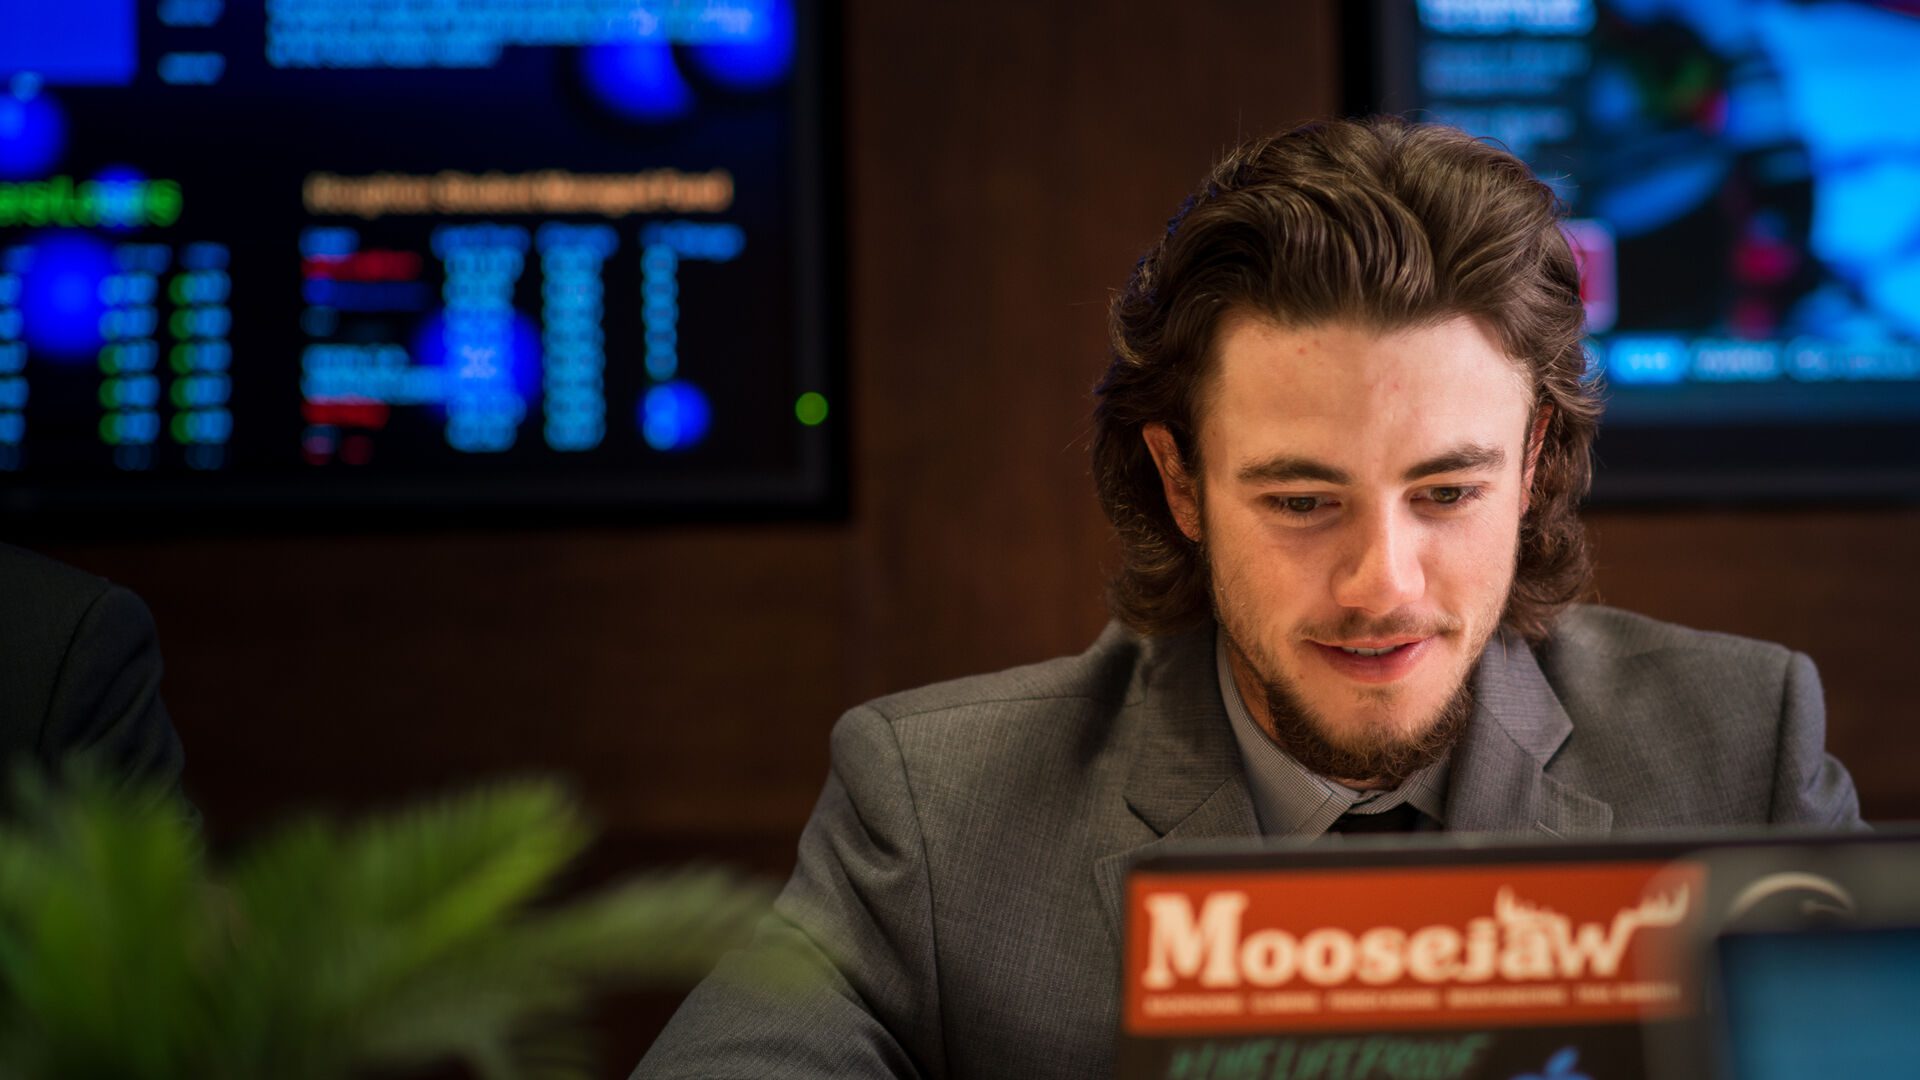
xmin=1125 ymin=861 xmax=1704 ymax=1034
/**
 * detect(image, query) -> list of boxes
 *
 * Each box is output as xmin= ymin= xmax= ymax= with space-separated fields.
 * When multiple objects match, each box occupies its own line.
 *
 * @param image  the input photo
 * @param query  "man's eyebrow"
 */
xmin=1403 ymin=443 xmax=1506 ymax=482
xmin=1235 ymin=457 xmax=1352 ymax=486
xmin=1233 ymin=444 xmax=1510 ymax=487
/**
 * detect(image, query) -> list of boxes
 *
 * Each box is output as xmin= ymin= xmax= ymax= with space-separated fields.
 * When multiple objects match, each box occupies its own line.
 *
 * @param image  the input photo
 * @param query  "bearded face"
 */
xmin=1144 ymin=313 xmax=1539 ymax=788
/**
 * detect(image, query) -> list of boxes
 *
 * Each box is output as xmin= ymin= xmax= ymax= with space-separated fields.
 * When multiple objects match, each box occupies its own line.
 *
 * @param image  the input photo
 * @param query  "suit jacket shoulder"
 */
xmin=1544 ymin=602 xmax=1791 ymax=665
xmin=638 ymin=623 xmax=1233 ymax=1080
xmin=0 ymin=543 xmax=125 ymax=748
xmin=861 ymin=621 xmax=1145 ymax=723
xmin=853 ymin=622 xmax=1147 ymax=789
xmin=850 ymin=622 xmax=1240 ymax=867
xmin=0 ymin=543 xmax=188 ymax=796
xmin=1529 ymin=603 xmax=1859 ymax=829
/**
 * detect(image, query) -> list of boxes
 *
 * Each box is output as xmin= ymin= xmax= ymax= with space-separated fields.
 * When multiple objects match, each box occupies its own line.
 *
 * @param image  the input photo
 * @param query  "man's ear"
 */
xmin=1142 ymin=423 xmax=1203 ymax=542
xmin=1520 ymin=405 xmax=1553 ymax=515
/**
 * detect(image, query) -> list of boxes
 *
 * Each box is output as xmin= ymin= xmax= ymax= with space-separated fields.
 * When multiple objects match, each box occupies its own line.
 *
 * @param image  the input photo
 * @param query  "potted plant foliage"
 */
xmin=0 ymin=774 xmax=773 ymax=1079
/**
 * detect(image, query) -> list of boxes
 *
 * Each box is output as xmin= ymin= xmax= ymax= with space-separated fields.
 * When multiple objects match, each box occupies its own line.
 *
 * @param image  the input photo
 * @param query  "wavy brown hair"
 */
xmin=1093 ymin=117 xmax=1602 ymax=642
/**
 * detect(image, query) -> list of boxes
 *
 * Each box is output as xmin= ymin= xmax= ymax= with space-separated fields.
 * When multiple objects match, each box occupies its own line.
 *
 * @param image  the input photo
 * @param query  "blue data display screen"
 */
xmin=0 ymin=0 xmax=836 ymax=514
xmin=1392 ymin=0 xmax=1920 ymax=434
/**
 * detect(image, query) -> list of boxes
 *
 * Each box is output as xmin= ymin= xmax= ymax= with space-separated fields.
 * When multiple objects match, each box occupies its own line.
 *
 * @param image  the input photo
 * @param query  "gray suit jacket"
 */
xmin=637 ymin=605 xmax=1861 ymax=1078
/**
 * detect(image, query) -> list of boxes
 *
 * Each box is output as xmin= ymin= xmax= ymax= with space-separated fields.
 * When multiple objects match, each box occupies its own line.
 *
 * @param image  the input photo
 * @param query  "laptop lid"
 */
xmin=1117 ymin=832 xmax=1918 ymax=1080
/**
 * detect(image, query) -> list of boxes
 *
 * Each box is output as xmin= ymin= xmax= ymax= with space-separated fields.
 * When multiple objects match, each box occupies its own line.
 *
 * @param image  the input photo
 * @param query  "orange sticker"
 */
xmin=1125 ymin=860 xmax=1705 ymax=1035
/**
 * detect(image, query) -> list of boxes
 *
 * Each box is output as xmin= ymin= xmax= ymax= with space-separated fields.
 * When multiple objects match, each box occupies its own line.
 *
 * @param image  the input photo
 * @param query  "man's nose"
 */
xmin=1331 ymin=507 xmax=1426 ymax=616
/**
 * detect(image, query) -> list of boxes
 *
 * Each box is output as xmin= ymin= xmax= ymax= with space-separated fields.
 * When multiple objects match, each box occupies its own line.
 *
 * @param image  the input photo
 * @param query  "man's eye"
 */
xmin=1273 ymin=495 xmax=1325 ymax=515
xmin=1425 ymin=486 xmax=1479 ymax=506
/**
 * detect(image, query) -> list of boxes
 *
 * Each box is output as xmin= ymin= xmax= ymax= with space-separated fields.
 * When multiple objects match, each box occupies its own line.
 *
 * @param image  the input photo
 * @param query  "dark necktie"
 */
xmin=1328 ymin=801 xmax=1426 ymax=834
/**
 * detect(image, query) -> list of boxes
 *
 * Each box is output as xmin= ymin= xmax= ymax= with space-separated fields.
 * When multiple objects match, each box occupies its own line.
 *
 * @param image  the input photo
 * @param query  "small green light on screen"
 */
xmin=795 ymin=391 xmax=829 ymax=426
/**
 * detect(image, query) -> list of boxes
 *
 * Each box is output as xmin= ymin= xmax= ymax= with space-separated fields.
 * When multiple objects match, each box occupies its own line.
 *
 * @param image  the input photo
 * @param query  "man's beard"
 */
xmin=1192 ymin=494 xmax=1520 ymax=788
xmin=1223 ymin=623 xmax=1477 ymax=787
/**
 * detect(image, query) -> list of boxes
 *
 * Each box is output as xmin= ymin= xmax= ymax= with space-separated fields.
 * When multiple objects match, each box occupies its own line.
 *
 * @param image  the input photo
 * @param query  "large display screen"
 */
xmin=1354 ymin=0 xmax=1920 ymax=499
xmin=0 ymin=0 xmax=838 ymax=518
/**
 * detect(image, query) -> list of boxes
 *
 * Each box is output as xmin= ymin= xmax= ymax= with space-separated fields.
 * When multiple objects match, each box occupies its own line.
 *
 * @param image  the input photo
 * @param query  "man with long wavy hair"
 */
xmin=638 ymin=118 xmax=1862 ymax=1080
xmin=1100 ymin=118 xmax=1610 ymax=809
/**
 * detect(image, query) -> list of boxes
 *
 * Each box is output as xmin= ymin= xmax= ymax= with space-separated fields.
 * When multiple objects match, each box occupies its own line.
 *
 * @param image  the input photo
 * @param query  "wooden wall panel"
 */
xmin=53 ymin=527 xmax=849 ymax=843
xmin=844 ymin=0 xmax=1343 ymax=695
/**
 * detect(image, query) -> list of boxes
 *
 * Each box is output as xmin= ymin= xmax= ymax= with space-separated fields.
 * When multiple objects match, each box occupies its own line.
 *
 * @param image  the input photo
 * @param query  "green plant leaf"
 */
xmin=0 ymin=773 xmax=776 ymax=1080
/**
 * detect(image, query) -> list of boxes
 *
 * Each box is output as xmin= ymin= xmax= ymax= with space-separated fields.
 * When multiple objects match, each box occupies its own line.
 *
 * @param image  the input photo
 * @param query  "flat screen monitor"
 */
xmin=0 ymin=0 xmax=840 ymax=521
xmin=1350 ymin=0 xmax=1920 ymax=500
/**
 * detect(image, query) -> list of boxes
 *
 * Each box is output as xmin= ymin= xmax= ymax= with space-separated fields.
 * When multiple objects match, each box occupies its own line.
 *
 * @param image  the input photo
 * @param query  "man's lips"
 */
xmin=1319 ymin=637 xmax=1426 ymax=651
xmin=1307 ymin=636 xmax=1433 ymax=683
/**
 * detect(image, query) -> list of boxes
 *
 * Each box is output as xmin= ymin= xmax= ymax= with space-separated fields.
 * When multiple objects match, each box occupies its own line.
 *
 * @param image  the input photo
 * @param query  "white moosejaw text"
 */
xmin=1140 ymin=886 xmax=1690 ymax=990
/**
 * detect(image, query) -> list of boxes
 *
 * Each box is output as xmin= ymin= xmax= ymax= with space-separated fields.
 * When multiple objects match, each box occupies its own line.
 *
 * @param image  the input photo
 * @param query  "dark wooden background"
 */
xmin=26 ymin=0 xmax=1920 ymax=1069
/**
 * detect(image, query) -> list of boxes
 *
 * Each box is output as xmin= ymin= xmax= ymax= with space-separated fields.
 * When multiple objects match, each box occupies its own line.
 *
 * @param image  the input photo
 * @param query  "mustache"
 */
xmin=1297 ymin=611 xmax=1463 ymax=642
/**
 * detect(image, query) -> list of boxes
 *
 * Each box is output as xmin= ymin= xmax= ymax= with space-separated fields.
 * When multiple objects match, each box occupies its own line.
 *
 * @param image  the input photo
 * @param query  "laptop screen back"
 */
xmin=1717 ymin=927 xmax=1920 ymax=1080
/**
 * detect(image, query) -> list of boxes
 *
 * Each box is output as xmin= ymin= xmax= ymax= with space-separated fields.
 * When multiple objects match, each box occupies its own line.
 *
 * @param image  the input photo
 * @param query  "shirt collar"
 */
xmin=1215 ymin=627 xmax=1451 ymax=837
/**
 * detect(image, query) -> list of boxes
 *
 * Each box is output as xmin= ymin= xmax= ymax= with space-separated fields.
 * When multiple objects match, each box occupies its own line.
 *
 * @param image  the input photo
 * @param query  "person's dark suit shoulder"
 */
xmin=0 ymin=543 xmax=187 ymax=794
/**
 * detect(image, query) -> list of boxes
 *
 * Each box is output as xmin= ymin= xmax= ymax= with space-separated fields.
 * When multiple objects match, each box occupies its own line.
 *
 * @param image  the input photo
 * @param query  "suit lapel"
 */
xmin=1091 ymin=623 xmax=1614 ymax=942
xmin=1092 ymin=626 xmax=1259 ymax=941
xmin=1446 ymin=628 xmax=1613 ymax=837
